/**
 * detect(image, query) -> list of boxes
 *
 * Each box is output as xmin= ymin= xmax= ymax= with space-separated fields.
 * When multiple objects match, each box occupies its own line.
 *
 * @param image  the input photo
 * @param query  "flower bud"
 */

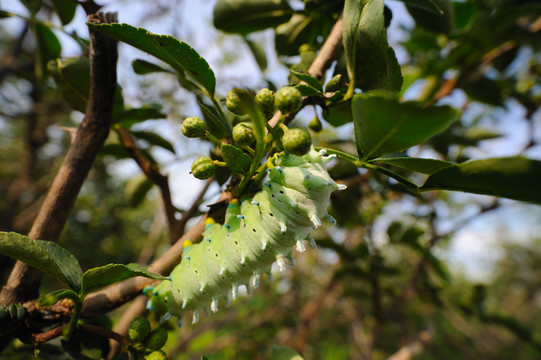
xmin=255 ymin=88 xmax=276 ymax=120
xmin=144 ymin=328 xmax=168 ymax=350
xmin=226 ymin=88 xmax=250 ymax=115
xmin=275 ymin=86 xmax=302 ymax=114
xmin=181 ymin=117 xmax=206 ymax=138
xmin=282 ymin=127 xmax=312 ymax=155
xmin=128 ymin=316 xmax=151 ymax=343
xmin=232 ymin=122 xmax=255 ymax=146
xmin=191 ymin=157 xmax=215 ymax=180
xmin=145 ymin=350 xmax=167 ymax=360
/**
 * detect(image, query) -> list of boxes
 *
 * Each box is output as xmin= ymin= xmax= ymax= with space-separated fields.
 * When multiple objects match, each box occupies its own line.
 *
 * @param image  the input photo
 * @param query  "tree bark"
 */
xmin=0 ymin=12 xmax=118 ymax=306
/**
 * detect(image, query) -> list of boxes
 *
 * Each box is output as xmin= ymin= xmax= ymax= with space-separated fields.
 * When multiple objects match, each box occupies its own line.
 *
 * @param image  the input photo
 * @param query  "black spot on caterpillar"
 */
xmin=145 ymin=148 xmax=346 ymax=326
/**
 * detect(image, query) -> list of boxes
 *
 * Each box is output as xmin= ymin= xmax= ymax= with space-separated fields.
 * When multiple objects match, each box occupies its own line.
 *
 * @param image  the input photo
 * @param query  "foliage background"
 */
xmin=1 ymin=0 xmax=541 ymax=359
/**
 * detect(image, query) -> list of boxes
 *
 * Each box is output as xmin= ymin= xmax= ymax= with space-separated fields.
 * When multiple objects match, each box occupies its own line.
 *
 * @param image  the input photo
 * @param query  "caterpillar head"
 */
xmin=268 ymin=147 xmax=340 ymax=201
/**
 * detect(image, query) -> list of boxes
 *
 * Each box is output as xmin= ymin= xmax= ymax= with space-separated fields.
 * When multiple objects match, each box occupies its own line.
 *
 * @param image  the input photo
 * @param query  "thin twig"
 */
xmin=107 ymin=296 xmax=147 ymax=360
xmin=117 ymin=128 xmax=181 ymax=242
xmin=390 ymin=200 xmax=500 ymax=313
xmin=175 ymin=177 xmax=214 ymax=239
xmin=268 ymin=15 xmax=344 ymax=129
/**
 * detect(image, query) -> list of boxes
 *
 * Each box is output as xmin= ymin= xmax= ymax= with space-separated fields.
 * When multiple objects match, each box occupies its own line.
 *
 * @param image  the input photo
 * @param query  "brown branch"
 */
xmin=268 ymin=15 xmax=344 ymax=129
xmin=29 ymin=324 xmax=66 ymax=346
xmin=0 ymin=12 xmax=118 ymax=306
xmin=107 ymin=295 xmax=147 ymax=360
xmin=390 ymin=200 xmax=500 ymax=313
xmin=107 ymin=177 xmax=211 ymax=357
xmin=175 ymin=177 xmax=214 ymax=238
xmin=80 ymin=323 xmax=126 ymax=344
xmin=27 ymin=322 xmax=125 ymax=348
xmin=387 ymin=330 xmax=433 ymax=360
xmin=80 ymin=202 xmax=212 ymax=316
xmin=307 ymin=15 xmax=343 ymax=81
xmin=117 ymin=128 xmax=181 ymax=242
xmin=294 ymin=279 xmax=342 ymax=353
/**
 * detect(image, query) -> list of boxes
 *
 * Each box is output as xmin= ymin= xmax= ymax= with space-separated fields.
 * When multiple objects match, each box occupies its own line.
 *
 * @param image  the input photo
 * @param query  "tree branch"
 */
xmin=0 ymin=12 xmax=118 ymax=306
xmin=81 ymin=203 xmax=212 ymax=316
xmin=268 ymin=15 xmax=343 ymax=129
xmin=117 ymin=128 xmax=182 ymax=242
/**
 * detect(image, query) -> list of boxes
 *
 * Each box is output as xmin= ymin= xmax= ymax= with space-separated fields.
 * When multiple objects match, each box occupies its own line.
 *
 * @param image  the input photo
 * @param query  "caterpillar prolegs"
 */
xmin=145 ymin=148 xmax=346 ymax=325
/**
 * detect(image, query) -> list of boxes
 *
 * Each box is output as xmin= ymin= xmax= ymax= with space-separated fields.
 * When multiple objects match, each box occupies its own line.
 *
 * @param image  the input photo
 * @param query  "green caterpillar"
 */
xmin=145 ymin=148 xmax=345 ymax=326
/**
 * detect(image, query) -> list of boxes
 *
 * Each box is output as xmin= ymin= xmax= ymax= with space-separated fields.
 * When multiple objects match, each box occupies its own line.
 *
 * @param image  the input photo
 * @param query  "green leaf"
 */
xmin=87 ymin=23 xmax=216 ymax=96
xmin=61 ymin=331 xmax=108 ymax=360
xmin=398 ymin=0 xmax=444 ymax=14
xmin=0 ymin=232 xmax=83 ymax=292
xmin=125 ymin=174 xmax=154 ymax=207
xmin=21 ymin=0 xmax=42 ymax=15
xmin=198 ymin=99 xmax=231 ymax=137
xmin=50 ymin=0 xmax=77 ymax=25
xmin=48 ymin=57 xmax=90 ymax=113
xmin=271 ymin=345 xmax=304 ymax=360
xmin=131 ymin=130 xmax=176 ymax=154
xmin=275 ymin=14 xmax=315 ymax=56
xmin=213 ymin=0 xmax=293 ymax=35
xmin=363 ymin=163 xmax=419 ymax=193
xmin=405 ymin=0 xmax=454 ymax=34
xmin=33 ymin=23 xmax=62 ymax=79
xmin=245 ymin=38 xmax=267 ymax=71
xmin=0 ymin=10 xmax=13 ymax=18
xmin=453 ymin=1 xmax=477 ymax=31
xmin=115 ymin=107 xmax=167 ymax=129
xmin=421 ymin=157 xmax=541 ymax=203
xmin=352 ymin=93 xmax=459 ymax=159
xmin=132 ymin=59 xmax=174 ymax=75
xmin=342 ymin=0 xmax=402 ymax=94
xmin=38 ymin=289 xmax=79 ymax=307
xmin=295 ymin=84 xmax=322 ymax=97
xmin=372 ymin=154 xmax=453 ymax=174
xmin=322 ymin=99 xmax=353 ymax=127
xmin=80 ymin=263 xmax=167 ymax=297
xmin=290 ymin=70 xmax=322 ymax=91
xmin=460 ymin=75 xmax=503 ymax=106
xmin=221 ymin=144 xmax=252 ymax=174
xmin=48 ymin=57 xmax=125 ymax=116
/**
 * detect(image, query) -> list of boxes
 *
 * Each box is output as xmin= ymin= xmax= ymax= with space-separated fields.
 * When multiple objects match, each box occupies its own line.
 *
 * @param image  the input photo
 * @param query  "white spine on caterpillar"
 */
xmin=145 ymin=148 xmax=345 ymax=325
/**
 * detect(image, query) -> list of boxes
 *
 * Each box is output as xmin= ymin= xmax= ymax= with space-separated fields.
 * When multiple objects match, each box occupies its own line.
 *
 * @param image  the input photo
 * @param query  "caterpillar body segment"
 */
xmin=145 ymin=148 xmax=345 ymax=323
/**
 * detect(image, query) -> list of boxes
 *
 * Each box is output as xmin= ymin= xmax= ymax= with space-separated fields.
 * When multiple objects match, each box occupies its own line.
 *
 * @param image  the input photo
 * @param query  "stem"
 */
xmin=210 ymin=95 xmax=232 ymax=135
xmin=64 ymin=297 xmax=83 ymax=338
xmin=204 ymin=131 xmax=223 ymax=147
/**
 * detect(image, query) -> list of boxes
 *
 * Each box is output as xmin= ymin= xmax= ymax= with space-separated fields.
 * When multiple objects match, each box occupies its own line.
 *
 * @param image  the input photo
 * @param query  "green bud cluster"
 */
xmin=232 ymin=122 xmax=255 ymax=146
xmin=145 ymin=350 xmax=167 ymax=360
xmin=282 ymin=127 xmax=312 ymax=155
xmin=181 ymin=117 xmax=206 ymax=138
xmin=144 ymin=328 xmax=168 ymax=350
xmin=226 ymin=88 xmax=250 ymax=115
xmin=128 ymin=316 xmax=169 ymax=359
xmin=191 ymin=157 xmax=215 ymax=180
xmin=129 ymin=316 xmax=151 ymax=343
xmin=255 ymin=88 xmax=276 ymax=120
xmin=275 ymin=86 xmax=302 ymax=114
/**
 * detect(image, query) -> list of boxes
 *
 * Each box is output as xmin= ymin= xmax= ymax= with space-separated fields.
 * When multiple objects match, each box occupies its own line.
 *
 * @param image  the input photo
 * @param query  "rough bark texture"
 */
xmin=0 ymin=12 xmax=118 ymax=306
